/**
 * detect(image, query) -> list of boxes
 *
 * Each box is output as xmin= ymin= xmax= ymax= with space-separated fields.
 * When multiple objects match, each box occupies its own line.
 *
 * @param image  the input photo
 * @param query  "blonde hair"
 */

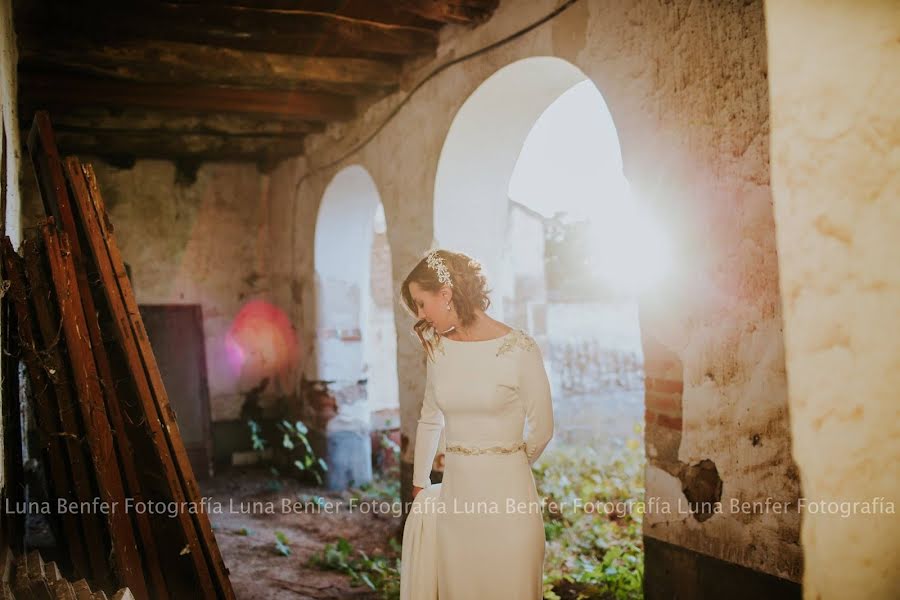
xmin=400 ymin=250 xmax=492 ymax=360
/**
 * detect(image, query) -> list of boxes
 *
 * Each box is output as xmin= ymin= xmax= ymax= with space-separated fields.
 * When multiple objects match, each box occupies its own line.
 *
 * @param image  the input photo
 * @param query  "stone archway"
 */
xmin=313 ymin=165 xmax=398 ymax=490
xmin=434 ymin=57 xmax=588 ymax=313
xmin=430 ymin=53 xmax=653 ymax=475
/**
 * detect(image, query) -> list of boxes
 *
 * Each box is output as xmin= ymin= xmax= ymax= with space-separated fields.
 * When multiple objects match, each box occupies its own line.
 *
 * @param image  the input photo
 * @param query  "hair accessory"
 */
xmin=426 ymin=250 xmax=453 ymax=287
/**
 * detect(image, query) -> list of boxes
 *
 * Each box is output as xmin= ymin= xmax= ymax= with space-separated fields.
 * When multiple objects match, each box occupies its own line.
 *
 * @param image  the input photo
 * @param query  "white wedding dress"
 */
xmin=400 ymin=328 xmax=554 ymax=600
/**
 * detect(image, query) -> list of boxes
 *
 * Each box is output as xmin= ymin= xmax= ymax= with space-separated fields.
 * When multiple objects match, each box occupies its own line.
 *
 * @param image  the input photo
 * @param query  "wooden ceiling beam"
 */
xmin=163 ymin=0 xmax=499 ymax=27
xmin=42 ymin=130 xmax=305 ymax=175
xmin=395 ymin=0 xmax=500 ymax=25
xmin=50 ymin=130 xmax=306 ymax=160
xmin=164 ymin=0 xmax=445 ymax=29
xmin=16 ymin=107 xmax=323 ymax=138
xmin=33 ymin=2 xmax=439 ymax=58
xmin=19 ymin=72 xmax=356 ymax=121
xmin=19 ymin=39 xmax=401 ymax=95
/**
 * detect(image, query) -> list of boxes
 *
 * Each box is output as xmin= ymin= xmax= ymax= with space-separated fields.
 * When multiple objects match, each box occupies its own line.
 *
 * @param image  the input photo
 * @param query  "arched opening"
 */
xmin=313 ymin=165 xmax=398 ymax=490
xmin=433 ymin=57 xmax=669 ymax=590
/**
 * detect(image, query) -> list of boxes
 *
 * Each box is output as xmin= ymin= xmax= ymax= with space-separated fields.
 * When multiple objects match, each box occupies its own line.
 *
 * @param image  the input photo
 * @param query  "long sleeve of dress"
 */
xmin=412 ymin=359 xmax=444 ymax=488
xmin=519 ymin=341 xmax=554 ymax=466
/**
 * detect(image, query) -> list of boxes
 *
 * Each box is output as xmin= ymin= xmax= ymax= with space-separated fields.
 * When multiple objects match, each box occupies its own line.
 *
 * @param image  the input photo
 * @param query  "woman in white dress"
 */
xmin=398 ymin=249 xmax=554 ymax=600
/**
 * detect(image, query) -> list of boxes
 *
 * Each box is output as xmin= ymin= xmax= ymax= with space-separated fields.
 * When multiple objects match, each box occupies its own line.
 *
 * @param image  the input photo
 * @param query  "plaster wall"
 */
xmin=266 ymin=0 xmax=798 ymax=581
xmin=20 ymin=159 xmax=284 ymax=422
xmin=766 ymin=1 xmax=900 ymax=597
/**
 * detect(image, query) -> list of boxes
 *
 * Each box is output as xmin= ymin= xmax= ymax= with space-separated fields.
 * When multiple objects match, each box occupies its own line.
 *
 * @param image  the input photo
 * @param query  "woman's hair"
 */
xmin=400 ymin=249 xmax=492 ymax=359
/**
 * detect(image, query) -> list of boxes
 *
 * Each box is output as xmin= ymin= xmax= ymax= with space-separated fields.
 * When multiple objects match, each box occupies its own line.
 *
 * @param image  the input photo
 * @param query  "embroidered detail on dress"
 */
xmin=496 ymin=329 xmax=536 ymax=357
xmin=444 ymin=441 xmax=526 ymax=455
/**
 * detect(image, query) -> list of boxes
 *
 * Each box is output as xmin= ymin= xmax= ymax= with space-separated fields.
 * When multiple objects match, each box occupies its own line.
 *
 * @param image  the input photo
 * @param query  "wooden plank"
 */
xmin=28 ymin=111 xmax=215 ymax=598
xmin=71 ymin=580 xmax=92 ymax=600
xmin=19 ymin=39 xmax=401 ymax=95
xmin=81 ymin=163 xmax=235 ymax=600
xmin=63 ymin=161 xmax=170 ymax=600
xmin=20 ymin=73 xmax=355 ymax=121
xmin=33 ymin=2 xmax=439 ymax=58
xmin=13 ymin=555 xmax=35 ymax=600
xmin=396 ymin=0 xmax=499 ymax=25
xmin=17 ymin=108 xmax=323 ymax=138
xmin=51 ymin=130 xmax=306 ymax=164
xmin=39 ymin=220 xmax=149 ymax=600
xmin=67 ymin=157 xmax=220 ymax=599
xmin=160 ymin=0 xmax=446 ymax=28
xmin=53 ymin=580 xmax=77 ymax=600
xmin=27 ymin=111 xmax=165 ymax=597
xmin=0 ymin=237 xmax=90 ymax=580
xmin=25 ymin=551 xmax=55 ymax=600
xmin=21 ymin=236 xmax=111 ymax=587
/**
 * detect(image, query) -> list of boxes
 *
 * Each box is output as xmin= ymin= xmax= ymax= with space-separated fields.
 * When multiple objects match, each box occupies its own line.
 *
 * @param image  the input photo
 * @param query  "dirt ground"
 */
xmin=202 ymin=467 xmax=403 ymax=599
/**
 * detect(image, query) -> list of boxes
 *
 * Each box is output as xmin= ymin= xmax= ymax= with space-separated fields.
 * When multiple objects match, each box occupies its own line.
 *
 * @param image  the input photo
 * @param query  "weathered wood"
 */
xmin=68 ymin=157 xmax=221 ymax=598
xmin=140 ymin=0 xmax=499 ymax=27
xmin=0 ymin=237 xmax=90 ymax=581
xmin=19 ymin=39 xmax=401 ymax=95
xmin=25 ymin=551 xmax=55 ymax=600
xmin=397 ymin=0 xmax=499 ymax=24
xmin=27 ymin=114 xmax=167 ymax=598
xmin=18 ymin=108 xmax=323 ymax=138
xmin=63 ymin=160 xmax=170 ymax=600
xmin=161 ymin=0 xmax=446 ymax=28
xmin=27 ymin=112 xmax=205 ymax=598
xmin=20 ymin=73 xmax=355 ymax=121
xmin=12 ymin=555 xmax=33 ymax=600
xmin=21 ymin=236 xmax=111 ymax=588
xmin=70 ymin=580 xmax=92 ymax=600
xmin=36 ymin=2 xmax=439 ymax=58
xmin=39 ymin=220 xmax=149 ymax=600
xmin=80 ymin=162 xmax=235 ymax=599
xmin=53 ymin=580 xmax=77 ymax=600
xmin=51 ymin=130 xmax=306 ymax=164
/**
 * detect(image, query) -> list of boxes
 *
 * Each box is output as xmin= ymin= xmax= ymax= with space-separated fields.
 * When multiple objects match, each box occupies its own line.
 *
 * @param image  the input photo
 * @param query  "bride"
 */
xmin=398 ymin=249 xmax=554 ymax=599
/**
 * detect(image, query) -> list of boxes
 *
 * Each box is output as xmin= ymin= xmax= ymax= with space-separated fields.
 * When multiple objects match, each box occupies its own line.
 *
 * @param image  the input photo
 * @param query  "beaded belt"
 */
xmin=444 ymin=441 xmax=526 ymax=456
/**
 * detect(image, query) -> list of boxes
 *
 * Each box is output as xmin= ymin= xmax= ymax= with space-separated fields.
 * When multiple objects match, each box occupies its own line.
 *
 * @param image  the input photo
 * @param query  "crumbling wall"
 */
xmin=20 ymin=159 xmax=284 ymax=425
xmin=766 ymin=1 xmax=900 ymax=597
xmin=268 ymin=0 xmax=799 ymax=584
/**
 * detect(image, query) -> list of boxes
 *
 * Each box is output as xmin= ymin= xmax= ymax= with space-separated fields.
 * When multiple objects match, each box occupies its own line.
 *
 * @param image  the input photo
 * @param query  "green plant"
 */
xmin=246 ymin=418 xmax=328 ymax=485
xmin=278 ymin=419 xmax=329 ymax=484
xmin=274 ymin=530 xmax=291 ymax=556
xmin=535 ymin=424 xmax=646 ymax=599
xmin=248 ymin=419 xmax=266 ymax=451
xmin=309 ymin=536 xmax=401 ymax=599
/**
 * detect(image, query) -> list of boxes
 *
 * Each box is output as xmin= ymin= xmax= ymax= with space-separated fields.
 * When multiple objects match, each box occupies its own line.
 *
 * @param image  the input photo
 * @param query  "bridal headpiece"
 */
xmin=425 ymin=250 xmax=453 ymax=287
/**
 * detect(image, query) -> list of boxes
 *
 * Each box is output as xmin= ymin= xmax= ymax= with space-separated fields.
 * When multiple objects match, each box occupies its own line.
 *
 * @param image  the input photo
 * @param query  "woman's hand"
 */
xmin=412 ymin=485 xmax=424 ymax=499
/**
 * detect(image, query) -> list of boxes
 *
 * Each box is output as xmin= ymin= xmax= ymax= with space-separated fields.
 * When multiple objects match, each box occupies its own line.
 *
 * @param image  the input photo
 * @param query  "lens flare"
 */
xmin=226 ymin=300 xmax=299 ymax=380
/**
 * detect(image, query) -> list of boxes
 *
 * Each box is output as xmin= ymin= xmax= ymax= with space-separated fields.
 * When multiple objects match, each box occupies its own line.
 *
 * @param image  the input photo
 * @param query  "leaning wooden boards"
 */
xmin=2 ymin=111 xmax=237 ymax=599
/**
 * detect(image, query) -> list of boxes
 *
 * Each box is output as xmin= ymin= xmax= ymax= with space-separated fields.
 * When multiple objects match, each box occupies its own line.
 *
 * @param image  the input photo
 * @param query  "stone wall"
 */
xmin=265 ymin=0 xmax=800 ymax=585
xmin=766 ymin=1 xmax=900 ymax=597
xmin=20 ymin=159 xmax=289 ymax=425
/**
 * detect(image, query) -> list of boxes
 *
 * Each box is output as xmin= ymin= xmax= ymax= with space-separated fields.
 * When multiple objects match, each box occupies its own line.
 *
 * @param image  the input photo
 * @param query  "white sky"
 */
xmin=508 ymin=80 xmax=670 ymax=295
xmin=508 ymin=80 xmax=627 ymax=221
